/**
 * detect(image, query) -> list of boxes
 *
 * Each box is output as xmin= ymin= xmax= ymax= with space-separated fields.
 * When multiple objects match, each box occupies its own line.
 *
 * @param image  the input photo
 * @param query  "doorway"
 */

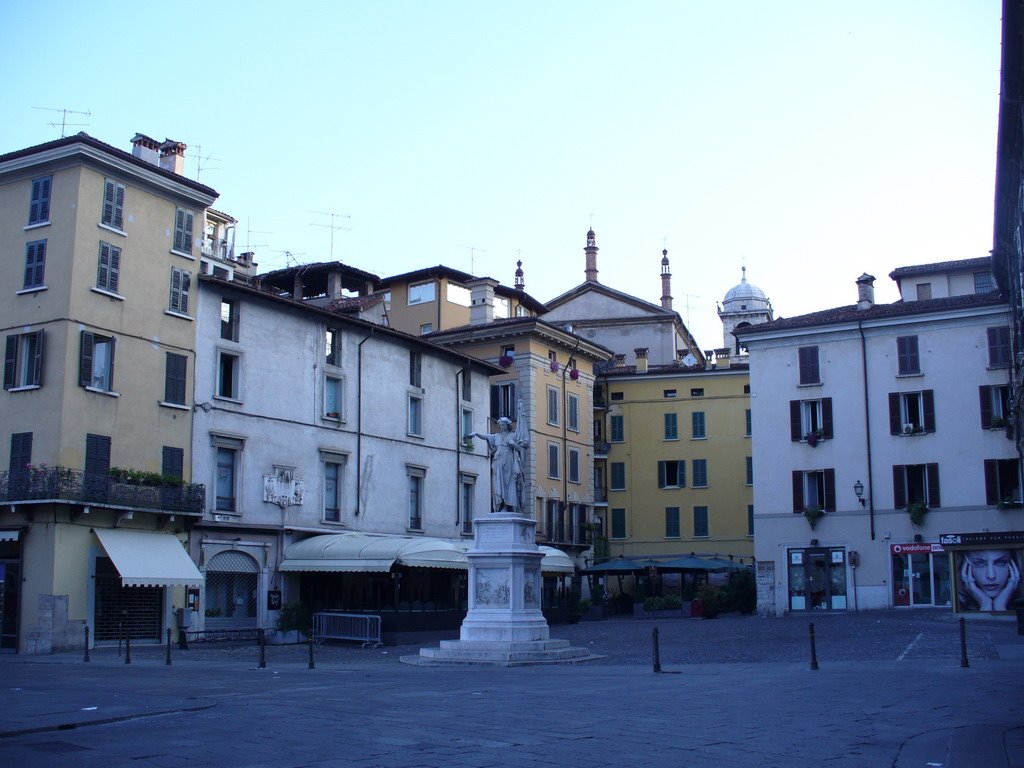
xmin=788 ymin=547 xmax=847 ymax=611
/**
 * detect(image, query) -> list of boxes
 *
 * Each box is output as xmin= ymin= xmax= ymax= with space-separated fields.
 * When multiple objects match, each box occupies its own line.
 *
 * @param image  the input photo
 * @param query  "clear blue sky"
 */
xmin=1 ymin=1 xmax=1002 ymax=350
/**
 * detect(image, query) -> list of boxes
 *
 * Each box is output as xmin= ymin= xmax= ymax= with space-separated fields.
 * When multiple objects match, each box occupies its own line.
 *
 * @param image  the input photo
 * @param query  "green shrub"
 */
xmin=729 ymin=570 xmax=757 ymax=614
xmin=697 ymin=584 xmax=728 ymax=618
xmin=643 ymin=594 xmax=682 ymax=611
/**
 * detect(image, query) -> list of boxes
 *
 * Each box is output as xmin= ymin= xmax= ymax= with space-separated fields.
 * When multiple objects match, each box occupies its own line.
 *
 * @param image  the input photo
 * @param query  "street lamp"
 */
xmin=853 ymin=480 xmax=866 ymax=507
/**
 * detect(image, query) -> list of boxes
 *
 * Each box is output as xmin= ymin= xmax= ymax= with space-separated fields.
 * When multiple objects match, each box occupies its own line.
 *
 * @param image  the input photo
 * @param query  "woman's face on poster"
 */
xmin=964 ymin=550 xmax=1014 ymax=598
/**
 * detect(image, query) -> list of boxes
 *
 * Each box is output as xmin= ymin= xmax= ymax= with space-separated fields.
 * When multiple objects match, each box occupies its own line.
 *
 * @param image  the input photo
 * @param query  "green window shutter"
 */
xmin=30 ymin=330 xmax=44 ymax=386
xmin=3 ymin=335 xmax=16 ymax=390
xmin=79 ymin=331 xmax=94 ymax=388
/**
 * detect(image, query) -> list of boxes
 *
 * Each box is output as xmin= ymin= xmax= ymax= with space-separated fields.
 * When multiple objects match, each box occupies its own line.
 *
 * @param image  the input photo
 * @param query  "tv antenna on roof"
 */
xmin=192 ymin=144 xmax=220 ymax=181
xmin=309 ymin=211 xmax=351 ymax=260
xmin=240 ymin=218 xmax=270 ymax=253
xmin=33 ymin=106 xmax=91 ymax=138
xmin=455 ymin=244 xmax=487 ymax=275
xmin=271 ymin=249 xmax=306 ymax=269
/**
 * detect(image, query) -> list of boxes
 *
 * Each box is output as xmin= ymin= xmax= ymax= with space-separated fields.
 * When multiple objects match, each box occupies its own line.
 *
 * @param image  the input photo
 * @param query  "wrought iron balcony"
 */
xmin=593 ymin=440 xmax=611 ymax=456
xmin=201 ymin=237 xmax=235 ymax=262
xmin=0 ymin=467 xmax=205 ymax=515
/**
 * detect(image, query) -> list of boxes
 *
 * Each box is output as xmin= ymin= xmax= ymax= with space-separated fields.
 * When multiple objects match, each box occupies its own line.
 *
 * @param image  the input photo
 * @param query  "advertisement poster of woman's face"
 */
xmin=957 ymin=549 xmax=1023 ymax=611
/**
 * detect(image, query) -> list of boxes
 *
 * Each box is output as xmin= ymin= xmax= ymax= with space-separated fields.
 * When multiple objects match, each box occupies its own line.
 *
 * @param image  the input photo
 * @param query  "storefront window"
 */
xmin=788 ymin=547 xmax=847 ymax=611
xmin=890 ymin=543 xmax=950 ymax=608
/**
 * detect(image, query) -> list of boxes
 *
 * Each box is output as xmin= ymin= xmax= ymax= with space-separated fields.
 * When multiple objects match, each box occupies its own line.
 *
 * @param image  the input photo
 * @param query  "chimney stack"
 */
xmin=585 ymin=228 xmax=599 ymax=283
xmin=158 ymin=139 xmax=187 ymax=175
xmin=660 ymin=249 xmax=673 ymax=310
xmin=467 ymin=278 xmax=499 ymax=325
xmin=131 ymin=133 xmax=160 ymax=165
xmin=613 ymin=353 xmax=627 ymax=367
xmin=634 ymin=347 xmax=649 ymax=374
xmin=856 ymin=273 xmax=876 ymax=310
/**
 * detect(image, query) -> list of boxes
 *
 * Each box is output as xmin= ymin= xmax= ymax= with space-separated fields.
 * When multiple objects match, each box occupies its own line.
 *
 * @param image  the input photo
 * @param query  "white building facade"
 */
xmin=738 ymin=262 xmax=1022 ymax=618
xmin=188 ymin=275 xmax=498 ymax=634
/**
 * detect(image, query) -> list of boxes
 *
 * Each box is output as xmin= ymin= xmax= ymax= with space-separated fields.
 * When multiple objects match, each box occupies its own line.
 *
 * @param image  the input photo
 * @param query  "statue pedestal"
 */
xmin=402 ymin=514 xmax=598 ymax=666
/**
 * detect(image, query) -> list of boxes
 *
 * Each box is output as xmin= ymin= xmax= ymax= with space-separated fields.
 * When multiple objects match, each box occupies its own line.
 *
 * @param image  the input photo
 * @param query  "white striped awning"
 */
xmin=93 ymin=528 xmax=203 ymax=588
xmin=280 ymin=532 xmax=467 ymax=573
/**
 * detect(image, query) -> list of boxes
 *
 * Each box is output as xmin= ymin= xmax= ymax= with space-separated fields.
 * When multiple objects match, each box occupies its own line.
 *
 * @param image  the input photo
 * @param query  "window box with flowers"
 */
xmin=805 ymin=430 xmax=824 ymax=447
xmin=803 ymin=505 xmax=824 ymax=529
xmin=569 ymin=368 xmax=580 ymax=381
xmin=498 ymin=354 xmax=514 ymax=368
xmin=907 ymin=502 xmax=929 ymax=526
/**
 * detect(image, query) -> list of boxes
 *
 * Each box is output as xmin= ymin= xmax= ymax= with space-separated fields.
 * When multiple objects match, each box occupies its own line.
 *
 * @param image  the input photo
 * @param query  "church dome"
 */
xmin=722 ymin=267 xmax=770 ymax=312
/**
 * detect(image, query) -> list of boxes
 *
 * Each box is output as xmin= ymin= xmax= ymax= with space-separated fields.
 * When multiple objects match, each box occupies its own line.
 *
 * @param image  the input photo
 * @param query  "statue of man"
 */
xmin=467 ymin=400 xmax=529 ymax=513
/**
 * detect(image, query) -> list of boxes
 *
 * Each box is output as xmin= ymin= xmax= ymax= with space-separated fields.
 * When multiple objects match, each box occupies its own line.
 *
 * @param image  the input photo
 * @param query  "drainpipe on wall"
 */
xmin=858 ymin=319 xmax=876 ymax=540
xmin=353 ymin=327 xmax=376 ymax=516
xmin=455 ymin=366 xmax=464 ymax=527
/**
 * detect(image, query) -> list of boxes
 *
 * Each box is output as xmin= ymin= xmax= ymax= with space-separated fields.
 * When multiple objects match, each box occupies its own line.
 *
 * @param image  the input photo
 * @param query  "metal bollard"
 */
xmin=808 ymin=622 xmax=819 ymax=671
xmin=308 ymin=629 xmax=315 ymax=670
xmin=959 ymin=617 xmax=969 ymax=668
xmin=258 ymin=629 xmax=267 ymax=669
xmin=652 ymin=626 xmax=662 ymax=673
xmin=124 ymin=633 xmax=132 ymax=665
xmin=166 ymin=628 xmax=172 ymax=666
xmin=84 ymin=625 xmax=91 ymax=663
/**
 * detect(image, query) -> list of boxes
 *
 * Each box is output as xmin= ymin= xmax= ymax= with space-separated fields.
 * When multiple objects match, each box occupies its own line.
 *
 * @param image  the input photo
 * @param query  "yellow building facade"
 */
xmin=0 ymin=133 xmax=217 ymax=652
xmin=602 ymin=360 xmax=754 ymax=564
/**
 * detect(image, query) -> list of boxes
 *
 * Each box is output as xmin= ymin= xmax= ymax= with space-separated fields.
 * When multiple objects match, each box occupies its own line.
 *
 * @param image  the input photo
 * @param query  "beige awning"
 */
xmin=93 ymin=528 xmax=203 ymax=588
xmin=281 ymin=533 xmax=578 ymax=574
xmin=280 ymin=532 xmax=467 ymax=573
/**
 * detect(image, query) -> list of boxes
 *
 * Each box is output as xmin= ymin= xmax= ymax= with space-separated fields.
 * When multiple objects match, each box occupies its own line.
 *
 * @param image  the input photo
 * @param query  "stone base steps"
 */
xmin=401 ymin=638 xmax=603 ymax=666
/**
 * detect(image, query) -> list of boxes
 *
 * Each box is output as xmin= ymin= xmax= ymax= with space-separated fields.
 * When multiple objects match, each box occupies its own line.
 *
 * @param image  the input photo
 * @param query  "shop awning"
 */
xmin=280 ymin=533 xmax=467 ymax=573
xmin=538 ymin=546 xmax=575 ymax=574
xmin=93 ymin=528 xmax=203 ymax=588
xmin=281 ymin=534 xmax=579 ymax=574
xmin=0 ymin=530 xmax=20 ymax=542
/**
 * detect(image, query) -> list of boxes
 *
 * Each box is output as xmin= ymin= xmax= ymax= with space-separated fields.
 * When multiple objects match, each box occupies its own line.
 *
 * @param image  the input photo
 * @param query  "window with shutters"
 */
xmin=79 ymin=331 xmax=115 ymax=393
xmin=692 ymin=459 xmax=708 ymax=488
xmin=657 ymin=460 xmax=686 ymax=489
xmin=168 ymin=267 xmax=191 ymax=316
xmin=8 ymin=433 xmax=32 ymax=493
xmin=568 ymin=447 xmax=580 ymax=483
xmin=490 ymin=381 xmax=517 ymax=420
xmin=792 ymin=468 xmax=836 ymax=512
xmin=664 ymin=412 xmax=678 ymax=440
xmin=747 ymin=504 xmax=755 ymax=536
xmin=568 ymin=392 xmax=579 ymax=432
xmin=746 ymin=456 xmax=753 ymax=486
xmin=692 ymin=411 xmax=706 ymax=439
xmin=979 ymin=385 xmax=1011 ymax=429
xmin=84 ymin=434 xmax=111 ymax=499
xmin=693 ymin=506 xmax=709 ymax=538
xmin=610 ymin=462 xmax=626 ymax=491
xmin=987 ymin=327 xmax=1012 ymax=368
xmin=610 ymin=414 xmax=624 ymax=442
xmin=28 ymin=175 xmax=51 ymax=226
xmin=547 ymin=442 xmax=560 ymax=479
xmin=896 ymin=336 xmax=920 ymax=375
xmin=162 ymin=446 xmax=184 ymax=480
xmin=95 ymin=241 xmax=122 ymax=295
xmin=888 ymin=390 xmax=935 ymax=435
xmin=460 ymin=473 xmax=475 ymax=534
xmin=892 ymin=463 xmax=940 ymax=508
xmin=163 ymin=353 xmax=187 ymax=405
xmin=984 ymin=459 xmax=1022 ymax=505
xmin=798 ymin=346 xmax=820 ymax=385
xmin=101 ymin=179 xmax=125 ymax=231
xmin=790 ymin=398 xmax=834 ymax=441
xmin=21 ymin=240 xmax=46 ymax=291
xmin=172 ymin=207 xmax=195 ymax=256
xmin=611 ymin=508 xmax=626 ymax=539
xmin=546 ymin=386 xmax=559 ymax=425
xmin=745 ymin=408 xmax=752 ymax=437
xmin=665 ymin=507 xmax=680 ymax=538
xmin=4 ymin=330 xmax=44 ymax=390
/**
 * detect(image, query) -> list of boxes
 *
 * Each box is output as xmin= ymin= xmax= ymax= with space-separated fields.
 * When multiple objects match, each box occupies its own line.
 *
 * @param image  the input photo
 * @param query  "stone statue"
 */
xmin=468 ymin=400 xmax=529 ymax=514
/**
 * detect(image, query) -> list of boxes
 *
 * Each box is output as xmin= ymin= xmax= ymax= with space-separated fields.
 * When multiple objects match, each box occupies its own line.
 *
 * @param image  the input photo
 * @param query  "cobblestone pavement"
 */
xmin=1 ymin=609 xmax=1022 ymax=768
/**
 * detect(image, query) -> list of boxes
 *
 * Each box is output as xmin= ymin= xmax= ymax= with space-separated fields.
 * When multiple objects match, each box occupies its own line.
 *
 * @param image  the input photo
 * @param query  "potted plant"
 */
xmin=907 ymin=501 xmax=928 ymax=526
xmin=275 ymin=602 xmax=312 ymax=643
xmin=805 ymin=430 xmax=822 ymax=447
xmin=569 ymin=368 xmax=580 ymax=381
xmin=461 ymin=435 xmax=475 ymax=452
xmin=804 ymin=505 xmax=824 ymax=529
xmin=549 ymin=359 xmax=559 ymax=373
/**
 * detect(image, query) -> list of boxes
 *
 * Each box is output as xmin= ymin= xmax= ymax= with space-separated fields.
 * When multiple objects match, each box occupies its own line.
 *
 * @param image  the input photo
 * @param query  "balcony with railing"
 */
xmin=593 ymin=439 xmax=611 ymax=457
xmin=1 ymin=467 xmax=206 ymax=515
xmin=201 ymin=236 xmax=235 ymax=263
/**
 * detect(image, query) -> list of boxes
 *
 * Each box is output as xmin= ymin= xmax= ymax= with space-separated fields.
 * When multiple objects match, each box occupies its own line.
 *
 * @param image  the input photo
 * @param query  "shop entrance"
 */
xmin=787 ymin=547 xmax=848 ymax=611
xmin=94 ymin=557 xmax=162 ymax=641
xmin=890 ymin=543 xmax=950 ymax=607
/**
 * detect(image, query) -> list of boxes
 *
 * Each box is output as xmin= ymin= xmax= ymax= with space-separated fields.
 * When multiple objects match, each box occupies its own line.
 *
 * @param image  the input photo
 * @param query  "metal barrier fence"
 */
xmin=312 ymin=612 xmax=383 ymax=648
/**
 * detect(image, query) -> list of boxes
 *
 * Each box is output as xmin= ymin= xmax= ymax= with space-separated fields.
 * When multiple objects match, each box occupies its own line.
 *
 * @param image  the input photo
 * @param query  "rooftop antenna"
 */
xmin=309 ymin=211 xmax=351 ymax=260
xmin=33 ymin=106 xmax=91 ymax=138
xmin=192 ymin=144 xmax=220 ymax=181
xmin=240 ymin=218 xmax=271 ymax=253
xmin=271 ymin=249 xmax=306 ymax=269
xmin=456 ymin=244 xmax=487 ymax=275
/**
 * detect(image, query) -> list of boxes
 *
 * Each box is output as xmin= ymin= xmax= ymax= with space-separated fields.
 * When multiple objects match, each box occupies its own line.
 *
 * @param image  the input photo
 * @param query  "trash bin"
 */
xmin=1017 ymin=607 xmax=1024 ymax=636
xmin=691 ymin=598 xmax=703 ymax=619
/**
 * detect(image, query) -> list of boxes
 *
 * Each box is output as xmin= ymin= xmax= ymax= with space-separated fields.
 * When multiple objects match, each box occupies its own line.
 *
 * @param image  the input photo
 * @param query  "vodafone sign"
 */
xmin=890 ymin=543 xmax=944 ymax=554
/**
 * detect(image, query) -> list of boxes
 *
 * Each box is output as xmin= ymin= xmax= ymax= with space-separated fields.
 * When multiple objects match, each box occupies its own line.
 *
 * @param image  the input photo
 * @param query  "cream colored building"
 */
xmin=0 ymin=133 xmax=217 ymax=652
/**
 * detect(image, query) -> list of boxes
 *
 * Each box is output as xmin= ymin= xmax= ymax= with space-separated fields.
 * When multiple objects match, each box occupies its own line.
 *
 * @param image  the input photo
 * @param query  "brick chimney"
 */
xmin=158 ymin=139 xmax=187 ymax=175
xmin=585 ymin=228 xmax=599 ymax=283
xmin=131 ymin=133 xmax=160 ymax=165
xmin=660 ymin=249 xmax=673 ymax=310
xmin=856 ymin=273 xmax=876 ymax=310
xmin=634 ymin=347 xmax=649 ymax=373
xmin=468 ymin=278 xmax=499 ymax=325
